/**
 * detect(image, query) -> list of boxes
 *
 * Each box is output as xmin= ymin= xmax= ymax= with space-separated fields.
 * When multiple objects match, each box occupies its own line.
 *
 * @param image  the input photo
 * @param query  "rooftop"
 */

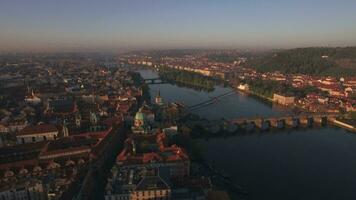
xmin=17 ymin=124 xmax=58 ymax=136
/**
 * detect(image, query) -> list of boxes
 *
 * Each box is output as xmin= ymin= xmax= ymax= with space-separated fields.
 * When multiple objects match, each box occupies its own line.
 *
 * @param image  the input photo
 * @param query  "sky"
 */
xmin=0 ymin=0 xmax=356 ymax=52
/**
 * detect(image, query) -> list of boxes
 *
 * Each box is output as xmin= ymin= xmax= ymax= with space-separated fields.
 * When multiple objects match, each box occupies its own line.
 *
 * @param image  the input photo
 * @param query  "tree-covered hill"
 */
xmin=246 ymin=47 xmax=356 ymax=77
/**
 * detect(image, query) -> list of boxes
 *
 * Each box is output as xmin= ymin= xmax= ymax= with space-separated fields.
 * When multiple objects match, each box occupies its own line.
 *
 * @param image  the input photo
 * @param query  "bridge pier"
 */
xmin=254 ymin=119 xmax=269 ymax=131
xmin=314 ymin=116 xmax=327 ymax=125
xmin=208 ymin=124 xmax=221 ymax=134
xmin=244 ymin=121 xmax=255 ymax=131
xmin=270 ymin=119 xmax=285 ymax=129
xmin=285 ymin=118 xmax=299 ymax=128
xmin=300 ymin=116 xmax=313 ymax=127
xmin=226 ymin=123 xmax=238 ymax=133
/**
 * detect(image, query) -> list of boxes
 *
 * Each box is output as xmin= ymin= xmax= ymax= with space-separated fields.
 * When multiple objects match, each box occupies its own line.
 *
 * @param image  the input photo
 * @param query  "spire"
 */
xmin=62 ymin=119 xmax=69 ymax=137
xmin=75 ymin=113 xmax=81 ymax=128
xmin=155 ymin=90 xmax=163 ymax=105
xmin=90 ymin=111 xmax=98 ymax=125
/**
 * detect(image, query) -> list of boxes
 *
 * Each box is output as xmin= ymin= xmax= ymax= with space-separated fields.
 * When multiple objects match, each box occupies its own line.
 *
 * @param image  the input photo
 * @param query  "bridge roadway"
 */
xmin=187 ymin=90 xmax=235 ymax=111
xmin=144 ymin=78 xmax=167 ymax=84
xmin=227 ymin=113 xmax=339 ymax=130
xmin=188 ymin=113 xmax=341 ymax=133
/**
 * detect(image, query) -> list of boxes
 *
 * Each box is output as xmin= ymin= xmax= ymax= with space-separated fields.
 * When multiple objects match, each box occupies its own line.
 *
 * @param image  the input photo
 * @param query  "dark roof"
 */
xmin=47 ymin=137 xmax=98 ymax=151
xmin=0 ymin=142 xmax=47 ymax=164
xmin=50 ymin=99 xmax=75 ymax=113
xmin=17 ymin=124 xmax=58 ymax=136
xmin=0 ymin=141 xmax=46 ymax=155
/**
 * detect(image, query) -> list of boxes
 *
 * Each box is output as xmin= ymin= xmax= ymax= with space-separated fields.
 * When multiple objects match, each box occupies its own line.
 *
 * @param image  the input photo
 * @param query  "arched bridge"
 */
xmin=193 ymin=113 xmax=342 ymax=134
xmin=228 ymin=113 xmax=340 ymax=130
xmin=144 ymin=78 xmax=167 ymax=84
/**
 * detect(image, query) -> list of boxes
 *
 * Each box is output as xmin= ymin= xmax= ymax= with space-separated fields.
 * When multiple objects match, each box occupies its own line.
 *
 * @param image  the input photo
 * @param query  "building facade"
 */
xmin=16 ymin=124 xmax=59 ymax=144
xmin=273 ymin=93 xmax=295 ymax=106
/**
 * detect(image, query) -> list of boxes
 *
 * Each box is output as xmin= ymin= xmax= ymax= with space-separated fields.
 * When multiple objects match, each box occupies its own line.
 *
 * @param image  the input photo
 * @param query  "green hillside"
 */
xmin=246 ymin=47 xmax=356 ymax=77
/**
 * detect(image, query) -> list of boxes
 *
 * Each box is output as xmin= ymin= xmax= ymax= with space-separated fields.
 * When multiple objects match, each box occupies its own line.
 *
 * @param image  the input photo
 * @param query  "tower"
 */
xmin=132 ymin=107 xmax=150 ymax=134
xmin=134 ymin=108 xmax=145 ymax=127
xmin=75 ymin=113 xmax=81 ymax=128
xmin=155 ymin=90 xmax=163 ymax=105
xmin=62 ymin=119 xmax=69 ymax=137
xmin=90 ymin=111 xmax=98 ymax=125
xmin=132 ymin=140 xmax=136 ymax=155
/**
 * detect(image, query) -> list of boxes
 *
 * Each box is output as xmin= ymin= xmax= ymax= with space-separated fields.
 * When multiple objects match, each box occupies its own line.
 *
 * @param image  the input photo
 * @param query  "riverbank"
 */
xmin=158 ymin=66 xmax=219 ymax=91
xmin=235 ymin=88 xmax=310 ymax=114
xmin=332 ymin=119 xmax=356 ymax=132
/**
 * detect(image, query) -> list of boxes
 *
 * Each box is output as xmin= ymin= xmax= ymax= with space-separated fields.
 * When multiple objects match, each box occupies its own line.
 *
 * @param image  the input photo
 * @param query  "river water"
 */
xmin=137 ymin=69 xmax=356 ymax=200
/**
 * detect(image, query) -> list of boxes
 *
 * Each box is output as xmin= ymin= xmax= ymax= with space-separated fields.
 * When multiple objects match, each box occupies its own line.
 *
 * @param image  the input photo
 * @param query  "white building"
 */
xmin=273 ymin=93 xmax=295 ymax=106
xmin=25 ymin=92 xmax=42 ymax=105
xmin=16 ymin=124 xmax=59 ymax=144
xmin=237 ymin=84 xmax=249 ymax=91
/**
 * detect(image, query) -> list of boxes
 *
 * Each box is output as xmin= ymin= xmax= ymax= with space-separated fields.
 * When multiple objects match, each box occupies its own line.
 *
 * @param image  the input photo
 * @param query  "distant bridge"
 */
xmin=144 ymin=78 xmax=167 ymax=84
xmin=187 ymin=90 xmax=235 ymax=111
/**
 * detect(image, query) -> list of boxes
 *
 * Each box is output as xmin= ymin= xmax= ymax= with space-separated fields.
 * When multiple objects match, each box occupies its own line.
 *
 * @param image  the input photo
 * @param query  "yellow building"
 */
xmin=273 ymin=93 xmax=295 ymax=106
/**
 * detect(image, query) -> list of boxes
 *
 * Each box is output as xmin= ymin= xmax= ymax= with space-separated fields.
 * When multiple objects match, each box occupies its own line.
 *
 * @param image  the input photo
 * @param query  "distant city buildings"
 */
xmin=0 ymin=49 xmax=354 ymax=199
xmin=124 ymin=51 xmax=355 ymax=113
xmin=0 ymin=54 xmax=140 ymax=199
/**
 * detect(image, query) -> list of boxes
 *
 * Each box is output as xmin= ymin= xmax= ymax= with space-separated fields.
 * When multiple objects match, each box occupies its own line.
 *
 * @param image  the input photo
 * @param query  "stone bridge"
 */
xmin=228 ymin=113 xmax=339 ymax=131
xmin=144 ymin=78 xmax=167 ymax=84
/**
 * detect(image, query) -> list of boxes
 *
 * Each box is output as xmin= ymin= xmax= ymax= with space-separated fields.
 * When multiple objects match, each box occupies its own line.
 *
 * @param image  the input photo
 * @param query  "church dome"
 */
xmin=135 ymin=108 xmax=145 ymax=121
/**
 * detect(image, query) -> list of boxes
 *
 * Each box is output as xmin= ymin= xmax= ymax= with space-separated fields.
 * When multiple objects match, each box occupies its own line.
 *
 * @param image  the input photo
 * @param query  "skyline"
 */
xmin=1 ymin=0 xmax=356 ymax=52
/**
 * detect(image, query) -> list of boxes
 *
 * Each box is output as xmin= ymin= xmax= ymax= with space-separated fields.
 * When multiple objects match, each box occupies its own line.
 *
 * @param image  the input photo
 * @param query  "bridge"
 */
xmin=227 ymin=113 xmax=339 ymax=131
xmin=188 ymin=113 xmax=341 ymax=134
xmin=177 ymin=91 xmax=344 ymax=131
xmin=144 ymin=78 xmax=167 ymax=84
xmin=174 ymin=90 xmax=350 ymax=133
xmin=187 ymin=90 xmax=235 ymax=111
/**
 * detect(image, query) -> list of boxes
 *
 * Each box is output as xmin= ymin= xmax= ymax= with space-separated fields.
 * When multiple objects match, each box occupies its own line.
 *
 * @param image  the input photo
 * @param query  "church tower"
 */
xmin=90 ymin=111 xmax=98 ymax=125
xmin=62 ymin=119 xmax=69 ymax=137
xmin=155 ymin=90 xmax=163 ymax=105
xmin=75 ymin=113 xmax=81 ymax=128
xmin=134 ymin=108 xmax=145 ymax=127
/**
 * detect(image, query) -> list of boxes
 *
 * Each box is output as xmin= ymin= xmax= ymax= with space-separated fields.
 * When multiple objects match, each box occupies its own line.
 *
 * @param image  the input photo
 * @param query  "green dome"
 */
xmin=135 ymin=109 xmax=145 ymax=121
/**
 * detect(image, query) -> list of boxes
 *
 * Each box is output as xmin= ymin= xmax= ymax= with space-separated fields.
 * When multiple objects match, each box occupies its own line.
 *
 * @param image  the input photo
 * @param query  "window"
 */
xmin=43 ymin=136 xmax=47 ymax=141
xmin=21 ymin=138 xmax=25 ymax=144
xmin=32 ymin=137 xmax=36 ymax=142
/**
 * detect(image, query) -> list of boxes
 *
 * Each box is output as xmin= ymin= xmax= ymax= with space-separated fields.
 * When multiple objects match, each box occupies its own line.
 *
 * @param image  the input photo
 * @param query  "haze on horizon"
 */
xmin=0 ymin=0 xmax=356 ymax=53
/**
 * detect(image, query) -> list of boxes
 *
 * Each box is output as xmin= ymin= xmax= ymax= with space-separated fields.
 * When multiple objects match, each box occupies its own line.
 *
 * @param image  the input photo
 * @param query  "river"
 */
xmin=137 ymin=69 xmax=356 ymax=200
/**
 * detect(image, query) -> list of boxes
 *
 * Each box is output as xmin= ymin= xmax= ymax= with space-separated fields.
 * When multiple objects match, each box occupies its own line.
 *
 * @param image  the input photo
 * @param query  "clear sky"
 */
xmin=0 ymin=0 xmax=356 ymax=52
